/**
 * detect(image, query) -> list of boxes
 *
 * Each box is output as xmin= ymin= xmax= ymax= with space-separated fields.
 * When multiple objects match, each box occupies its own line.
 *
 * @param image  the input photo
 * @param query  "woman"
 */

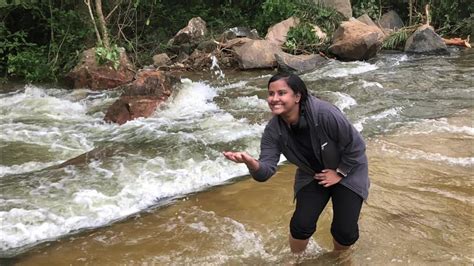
xmin=223 ymin=73 xmax=369 ymax=254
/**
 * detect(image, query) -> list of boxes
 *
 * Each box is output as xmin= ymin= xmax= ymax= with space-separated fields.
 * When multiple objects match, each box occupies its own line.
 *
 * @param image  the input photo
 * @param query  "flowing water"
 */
xmin=0 ymin=48 xmax=473 ymax=265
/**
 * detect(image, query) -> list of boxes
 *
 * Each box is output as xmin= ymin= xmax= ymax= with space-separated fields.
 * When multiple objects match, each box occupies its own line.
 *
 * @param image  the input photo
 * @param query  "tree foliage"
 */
xmin=1 ymin=0 xmax=471 ymax=82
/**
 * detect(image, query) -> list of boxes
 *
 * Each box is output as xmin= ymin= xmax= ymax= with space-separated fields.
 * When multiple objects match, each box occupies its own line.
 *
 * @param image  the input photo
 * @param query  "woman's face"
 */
xmin=267 ymin=79 xmax=301 ymax=117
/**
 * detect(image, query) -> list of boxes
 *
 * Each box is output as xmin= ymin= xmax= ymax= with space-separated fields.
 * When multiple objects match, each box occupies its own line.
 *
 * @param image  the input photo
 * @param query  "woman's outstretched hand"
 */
xmin=223 ymin=151 xmax=259 ymax=171
xmin=314 ymin=169 xmax=342 ymax=187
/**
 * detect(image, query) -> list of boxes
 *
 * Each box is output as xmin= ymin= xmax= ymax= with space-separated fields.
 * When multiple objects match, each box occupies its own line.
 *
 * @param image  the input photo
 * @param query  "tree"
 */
xmin=84 ymin=0 xmax=110 ymax=49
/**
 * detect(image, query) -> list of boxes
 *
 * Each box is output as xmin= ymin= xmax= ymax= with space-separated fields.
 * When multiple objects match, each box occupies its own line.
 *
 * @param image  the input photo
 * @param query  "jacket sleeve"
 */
xmin=320 ymin=105 xmax=367 ymax=176
xmin=249 ymin=122 xmax=282 ymax=182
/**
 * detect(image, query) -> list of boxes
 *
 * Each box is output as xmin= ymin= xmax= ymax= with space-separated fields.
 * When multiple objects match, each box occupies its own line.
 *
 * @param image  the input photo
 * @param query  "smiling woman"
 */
xmin=223 ymin=73 xmax=369 ymax=255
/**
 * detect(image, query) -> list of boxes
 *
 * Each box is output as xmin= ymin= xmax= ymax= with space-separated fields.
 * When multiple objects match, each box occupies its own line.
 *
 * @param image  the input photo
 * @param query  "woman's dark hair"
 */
xmin=267 ymin=73 xmax=309 ymax=102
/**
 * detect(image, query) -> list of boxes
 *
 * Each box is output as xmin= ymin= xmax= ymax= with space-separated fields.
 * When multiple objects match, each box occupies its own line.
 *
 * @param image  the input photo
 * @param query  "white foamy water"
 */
xmin=395 ymin=117 xmax=474 ymax=136
xmin=333 ymin=92 xmax=357 ymax=112
xmin=303 ymin=60 xmax=378 ymax=80
xmin=378 ymin=140 xmax=473 ymax=167
xmin=353 ymin=107 xmax=402 ymax=132
xmin=0 ymin=81 xmax=267 ymax=253
xmin=0 ymin=85 xmax=88 ymax=121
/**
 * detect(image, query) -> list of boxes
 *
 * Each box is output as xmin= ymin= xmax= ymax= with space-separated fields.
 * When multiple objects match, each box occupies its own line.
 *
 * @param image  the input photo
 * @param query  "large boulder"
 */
xmin=275 ymin=53 xmax=327 ymax=74
xmin=329 ymin=18 xmax=385 ymax=61
xmin=168 ymin=17 xmax=208 ymax=46
xmin=265 ymin=17 xmax=300 ymax=46
xmin=313 ymin=0 xmax=352 ymax=18
xmin=404 ymin=24 xmax=449 ymax=54
xmin=104 ymin=70 xmax=179 ymax=125
xmin=233 ymin=39 xmax=283 ymax=69
xmin=67 ymin=47 xmax=135 ymax=90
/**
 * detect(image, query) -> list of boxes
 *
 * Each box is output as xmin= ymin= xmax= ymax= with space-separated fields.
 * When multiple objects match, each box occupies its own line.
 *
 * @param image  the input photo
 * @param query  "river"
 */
xmin=0 ymin=48 xmax=473 ymax=265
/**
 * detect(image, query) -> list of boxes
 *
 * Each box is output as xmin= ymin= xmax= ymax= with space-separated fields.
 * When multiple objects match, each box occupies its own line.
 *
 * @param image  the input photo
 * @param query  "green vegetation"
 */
xmin=284 ymin=22 xmax=321 ymax=54
xmin=1 ymin=0 xmax=471 ymax=82
xmin=95 ymin=45 xmax=121 ymax=70
xmin=353 ymin=0 xmax=473 ymax=37
xmin=381 ymin=27 xmax=416 ymax=50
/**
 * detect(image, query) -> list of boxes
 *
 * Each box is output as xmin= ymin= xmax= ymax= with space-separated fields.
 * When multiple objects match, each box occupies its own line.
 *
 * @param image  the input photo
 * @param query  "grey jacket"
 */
xmin=249 ymin=96 xmax=370 ymax=200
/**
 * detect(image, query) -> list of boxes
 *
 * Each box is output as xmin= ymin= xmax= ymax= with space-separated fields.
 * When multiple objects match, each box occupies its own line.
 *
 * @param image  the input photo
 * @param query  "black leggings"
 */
xmin=290 ymin=181 xmax=363 ymax=246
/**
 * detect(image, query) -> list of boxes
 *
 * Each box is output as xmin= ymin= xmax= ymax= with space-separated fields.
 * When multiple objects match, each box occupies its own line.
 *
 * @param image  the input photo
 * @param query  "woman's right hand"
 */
xmin=223 ymin=151 xmax=259 ymax=171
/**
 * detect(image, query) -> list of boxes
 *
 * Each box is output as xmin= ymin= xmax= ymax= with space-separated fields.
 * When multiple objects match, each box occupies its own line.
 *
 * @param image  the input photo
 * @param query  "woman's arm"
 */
xmin=223 ymin=121 xmax=282 ymax=182
xmin=223 ymin=151 xmax=259 ymax=171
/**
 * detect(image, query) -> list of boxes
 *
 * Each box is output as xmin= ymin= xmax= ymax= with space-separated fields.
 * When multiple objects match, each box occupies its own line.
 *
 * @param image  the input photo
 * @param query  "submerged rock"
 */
xmin=275 ymin=53 xmax=327 ymax=74
xmin=104 ymin=70 xmax=179 ymax=125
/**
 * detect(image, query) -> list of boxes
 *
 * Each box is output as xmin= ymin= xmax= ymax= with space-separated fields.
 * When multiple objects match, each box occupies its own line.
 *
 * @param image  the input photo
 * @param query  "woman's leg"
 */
xmin=330 ymin=184 xmax=363 ymax=250
xmin=289 ymin=181 xmax=330 ymax=254
xmin=289 ymin=235 xmax=310 ymax=253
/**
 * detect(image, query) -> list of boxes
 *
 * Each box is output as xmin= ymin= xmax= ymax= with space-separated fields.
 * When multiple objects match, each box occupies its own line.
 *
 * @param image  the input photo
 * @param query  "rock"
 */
xmin=152 ymin=53 xmax=171 ymax=67
xmin=103 ymin=97 xmax=159 ymax=125
xmin=265 ymin=17 xmax=326 ymax=46
xmin=313 ymin=0 xmax=352 ymax=18
xmin=197 ymin=40 xmax=218 ymax=53
xmin=222 ymin=27 xmax=260 ymax=41
xmin=378 ymin=10 xmax=404 ymax=30
xmin=357 ymin=14 xmax=378 ymax=28
xmin=233 ymin=40 xmax=283 ymax=69
xmin=175 ymin=52 xmax=189 ymax=63
xmin=329 ymin=18 xmax=385 ymax=61
xmin=275 ymin=53 xmax=327 ymax=74
xmin=265 ymin=17 xmax=300 ymax=46
xmin=47 ymin=146 xmax=120 ymax=169
xmin=404 ymin=24 xmax=449 ymax=54
xmin=67 ymin=47 xmax=135 ymax=90
xmin=311 ymin=24 xmax=327 ymax=41
xmin=168 ymin=17 xmax=208 ymax=46
xmin=190 ymin=49 xmax=211 ymax=69
xmin=104 ymin=70 xmax=179 ymax=125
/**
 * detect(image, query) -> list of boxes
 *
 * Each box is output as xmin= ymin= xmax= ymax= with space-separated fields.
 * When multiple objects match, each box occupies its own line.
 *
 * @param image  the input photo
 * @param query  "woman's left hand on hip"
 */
xmin=314 ymin=169 xmax=342 ymax=187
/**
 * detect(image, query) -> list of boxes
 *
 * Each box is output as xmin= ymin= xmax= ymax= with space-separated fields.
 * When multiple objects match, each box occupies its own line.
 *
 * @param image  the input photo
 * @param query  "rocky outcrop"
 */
xmin=329 ymin=18 xmax=385 ymax=61
xmin=404 ymin=24 xmax=449 ymax=54
xmin=67 ymin=47 xmax=135 ymax=90
xmin=233 ymin=39 xmax=283 ymax=69
xmin=104 ymin=70 xmax=179 ymax=125
xmin=275 ymin=53 xmax=327 ymax=74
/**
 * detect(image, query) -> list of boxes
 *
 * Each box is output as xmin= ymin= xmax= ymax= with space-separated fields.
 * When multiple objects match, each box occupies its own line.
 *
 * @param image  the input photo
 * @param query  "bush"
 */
xmin=1 ymin=1 xmax=91 ymax=82
xmin=7 ymin=46 xmax=51 ymax=82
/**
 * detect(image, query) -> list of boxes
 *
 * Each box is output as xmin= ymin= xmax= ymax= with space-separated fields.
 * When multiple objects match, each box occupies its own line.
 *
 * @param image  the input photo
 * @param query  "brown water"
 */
xmin=12 ymin=109 xmax=473 ymax=265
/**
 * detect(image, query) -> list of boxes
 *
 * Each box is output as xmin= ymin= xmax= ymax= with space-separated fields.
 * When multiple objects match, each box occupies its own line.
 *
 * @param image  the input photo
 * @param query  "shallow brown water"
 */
xmin=13 ymin=109 xmax=473 ymax=265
